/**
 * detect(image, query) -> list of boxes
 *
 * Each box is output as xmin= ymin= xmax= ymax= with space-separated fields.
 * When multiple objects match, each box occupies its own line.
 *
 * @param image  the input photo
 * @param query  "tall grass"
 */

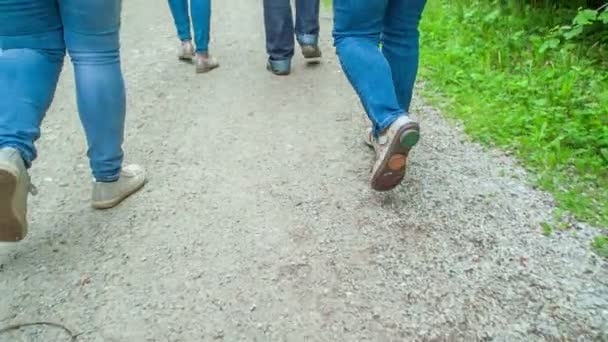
xmin=419 ymin=0 xmax=608 ymax=231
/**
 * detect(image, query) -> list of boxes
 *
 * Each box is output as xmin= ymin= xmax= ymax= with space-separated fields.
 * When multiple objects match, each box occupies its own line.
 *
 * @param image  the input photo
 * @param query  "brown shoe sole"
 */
xmin=0 ymin=168 xmax=26 ymax=241
xmin=370 ymin=123 xmax=420 ymax=192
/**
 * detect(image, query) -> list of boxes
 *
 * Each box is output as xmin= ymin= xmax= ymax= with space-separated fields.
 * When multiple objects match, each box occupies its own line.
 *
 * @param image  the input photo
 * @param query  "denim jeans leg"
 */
xmin=295 ymin=0 xmax=320 ymax=46
xmin=0 ymin=0 xmax=65 ymax=165
xmin=332 ymin=0 xmax=403 ymax=136
xmin=190 ymin=0 xmax=211 ymax=53
xmin=0 ymin=48 xmax=64 ymax=166
xmin=59 ymin=0 xmax=125 ymax=182
xmin=168 ymin=0 xmax=193 ymax=42
xmin=382 ymin=0 xmax=427 ymax=112
xmin=263 ymin=0 xmax=294 ymax=60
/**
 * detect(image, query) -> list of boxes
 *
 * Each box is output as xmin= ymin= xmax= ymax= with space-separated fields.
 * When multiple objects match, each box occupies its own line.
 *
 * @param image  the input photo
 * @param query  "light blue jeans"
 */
xmin=168 ymin=0 xmax=212 ymax=54
xmin=333 ymin=0 xmax=427 ymax=137
xmin=0 ymin=0 xmax=125 ymax=182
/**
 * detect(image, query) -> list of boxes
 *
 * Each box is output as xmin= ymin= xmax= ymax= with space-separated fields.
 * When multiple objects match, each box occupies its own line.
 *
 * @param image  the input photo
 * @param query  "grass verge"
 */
xmin=418 ymin=1 xmax=608 ymax=234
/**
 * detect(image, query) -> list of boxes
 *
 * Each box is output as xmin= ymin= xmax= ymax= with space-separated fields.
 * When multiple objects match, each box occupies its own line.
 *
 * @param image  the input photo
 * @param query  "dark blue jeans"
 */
xmin=167 ymin=0 xmax=211 ymax=53
xmin=263 ymin=0 xmax=320 ymax=61
xmin=0 ymin=0 xmax=125 ymax=182
xmin=333 ymin=0 xmax=427 ymax=136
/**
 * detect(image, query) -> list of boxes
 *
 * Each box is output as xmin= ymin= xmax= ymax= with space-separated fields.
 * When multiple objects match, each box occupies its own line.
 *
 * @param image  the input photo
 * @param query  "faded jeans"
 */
xmin=167 ymin=0 xmax=212 ymax=53
xmin=333 ymin=0 xmax=427 ymax=136
xmin=0 ymin=0 xmax=125 ymax=182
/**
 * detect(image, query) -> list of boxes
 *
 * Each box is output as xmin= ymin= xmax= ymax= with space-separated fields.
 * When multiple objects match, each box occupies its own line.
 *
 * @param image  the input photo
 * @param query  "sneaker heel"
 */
xmin=400 ymin=128 xmax=420 ymax=149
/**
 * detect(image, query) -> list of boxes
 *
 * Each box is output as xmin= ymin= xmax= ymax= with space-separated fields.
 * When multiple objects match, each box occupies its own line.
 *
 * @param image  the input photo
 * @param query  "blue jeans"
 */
xmin=333 ymin=0 xmax=426 ymax=136
xmin=263 ymin=0 xmax=320 ymax=60
xmin=0 ymin=0 xmax=125 ymax=182
xmin=168 ymin=0 xmax=211 ymax=54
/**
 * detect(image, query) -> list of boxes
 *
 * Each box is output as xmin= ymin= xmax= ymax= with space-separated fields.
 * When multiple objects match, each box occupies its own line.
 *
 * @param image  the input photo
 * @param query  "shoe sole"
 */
xmin=91 ymin=179 xmax=146 ymax=210
xmin=370 ymin=123 xmax=420 ymax=192
xmin=196 ymin=63 xmax=219 ymax=74
xmin=178 ymin=51 xmax=195 ymax=62
xmin=0 ymin=168 xmax=26 ymax=241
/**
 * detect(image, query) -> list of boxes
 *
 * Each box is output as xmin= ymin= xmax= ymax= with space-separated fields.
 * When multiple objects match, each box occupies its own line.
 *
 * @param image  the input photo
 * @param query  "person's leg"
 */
xmin=0 ymin=49 xmax=63 ymax=167
xmin=333 ymin=0 xmax=402 ymax=137
xmin=189 ymin=0 xmax=219 ymax=73
xmin=167 ymin=0 xmax=193 ymax=43
xmin=0 ymin=0 xmax=64 ymax=165
xmin=295 ymin=0 xmax=320 ymax=46
xmin=190 ymin=0 xmax=210 ymax=54
xmin=333 ymin=0 xmax=420 ymax=191
xmin=0 ymin=0 xmax=64 ymax=241
xmin=59 ymin=0 xmax=125 ymax=182
xmin=0 ymin=48 xmax=63 ymax=242
xmin=263 ymin=0 xmax=295 ymax=61
xmin=383 ymin=0 xmax=427 ymax=111
xmin=59 ymin=0 xmax=145 ymax=208
xmin=167 ymin=0 xmax=195 ymax=60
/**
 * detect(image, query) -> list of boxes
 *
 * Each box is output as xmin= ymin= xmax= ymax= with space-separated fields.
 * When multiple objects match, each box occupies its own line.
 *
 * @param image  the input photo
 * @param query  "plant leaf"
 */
xmin=599 ymin=11 xmax=608 ymax=24
xmin=539 ymin=38 xmax=560 ymax=53
xmin=573 ymin=9 xmax=598 ymax=26
xmin=563 ymin=26 xmax=584 ymax=40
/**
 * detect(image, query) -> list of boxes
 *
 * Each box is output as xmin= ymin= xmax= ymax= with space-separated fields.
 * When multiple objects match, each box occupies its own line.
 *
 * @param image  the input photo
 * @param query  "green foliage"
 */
xmin=541 ymin=222 xmax=554 ymax=236
xmin=419 ymin=0 xmax=608 ymax=228
xmin=592 ymin=235 xmax=608 ymax=257
xmin=550 ymin=6 xmax=608 ymax=44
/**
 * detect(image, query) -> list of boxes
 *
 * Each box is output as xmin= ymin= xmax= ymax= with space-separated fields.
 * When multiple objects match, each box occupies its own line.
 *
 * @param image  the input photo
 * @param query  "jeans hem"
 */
xmin=297 ymin=34 xmax=318 ymax=46
xmin=94 ymin=174 xmax=120 ymax=183
xmin=374 ymin=111 xmax=405 ymax=137
xmin=0 ymin=143 xmax=33 ymax=168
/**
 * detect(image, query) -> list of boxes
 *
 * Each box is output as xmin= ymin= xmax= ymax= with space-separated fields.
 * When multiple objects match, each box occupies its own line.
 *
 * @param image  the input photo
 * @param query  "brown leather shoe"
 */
xmin=195 ymin=54 xmax=219 ymax=73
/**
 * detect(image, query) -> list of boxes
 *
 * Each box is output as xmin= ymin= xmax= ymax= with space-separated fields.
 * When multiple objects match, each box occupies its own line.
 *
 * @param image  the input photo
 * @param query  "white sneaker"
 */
xmin=91 ymin=164 xmax=146 ymax=209
xmin=0 ymin=148 xmax=30 ymax=241
xmin=178 ymin=40 xmax=195 ymax=61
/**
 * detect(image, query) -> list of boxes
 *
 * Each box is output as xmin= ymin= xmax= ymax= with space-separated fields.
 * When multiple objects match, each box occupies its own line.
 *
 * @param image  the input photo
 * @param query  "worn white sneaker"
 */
xmin=195 ymin=54 xmax=220 ymax=74
xmin=0 ymin=148 xmax=30 ymax=242
xmin=178 ymin=40 xmax=195 ymax=61
xmin=364 ymin=127 xmax=375 ymax=149
xmin=91 ymin=164 xmax=146 ymax=209
xmin=368 ymin=115 xmax=420 ymax=191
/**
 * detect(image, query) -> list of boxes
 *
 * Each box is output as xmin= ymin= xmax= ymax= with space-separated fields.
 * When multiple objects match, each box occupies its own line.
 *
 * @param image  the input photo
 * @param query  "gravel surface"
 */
xmin=1 ymin=0 xmax=607 ymax=341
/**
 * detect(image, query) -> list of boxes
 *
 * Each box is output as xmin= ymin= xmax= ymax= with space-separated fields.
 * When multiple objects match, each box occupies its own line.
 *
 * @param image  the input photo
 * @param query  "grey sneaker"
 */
xmin=195 ymin=54 xmax=219 ymax=74
xmin=0 ymin=148 xmax=30 ymax=242
xmin=369 ymin=115 xmax=420 ymax=191
xmin=178 ymin=41 xmax=195 ymax=61
xmin=92 ymin=164 xmax=146 ymax=209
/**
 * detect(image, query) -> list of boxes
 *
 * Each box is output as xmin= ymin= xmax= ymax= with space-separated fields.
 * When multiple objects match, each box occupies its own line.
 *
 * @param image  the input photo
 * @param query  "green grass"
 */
xmin=592 ymin=235 xmax=608 ymax=257
xmin=419 ymin=0 xmax=608 ymax=228
xmin=541 ymin=222 xmax=554 ymax=236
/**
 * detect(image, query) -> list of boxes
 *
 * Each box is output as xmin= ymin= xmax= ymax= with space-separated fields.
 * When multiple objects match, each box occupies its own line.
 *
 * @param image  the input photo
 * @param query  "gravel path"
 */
xmin=1 ymin=1 xmax=607 ymax=341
